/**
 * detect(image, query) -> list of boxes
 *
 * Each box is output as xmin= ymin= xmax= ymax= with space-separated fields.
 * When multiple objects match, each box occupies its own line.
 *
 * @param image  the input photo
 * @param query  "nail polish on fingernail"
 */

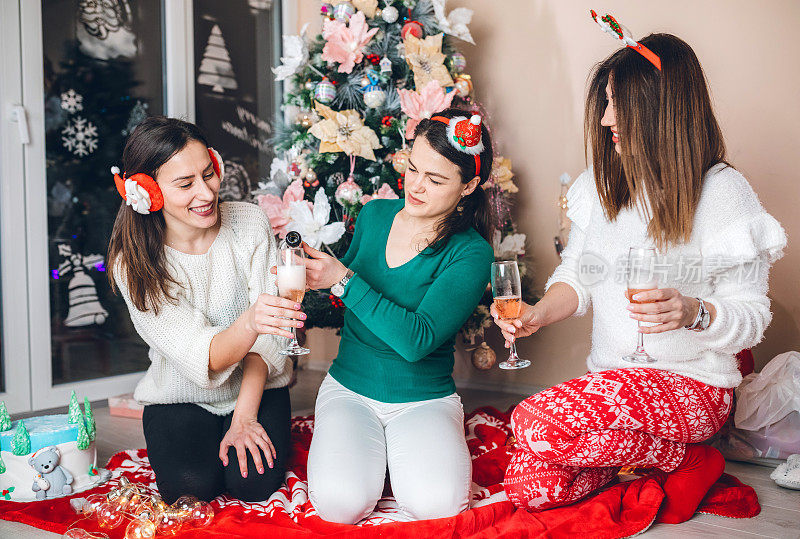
xmin=269 ymin=463 xmax=274 ymax=468
xmin=626 ymin=305 xmax=633 ymax=311
xmin=258 ymin=468 xmax=264 ymax=474
xmin=298 ymin=321 xmax=304 ymax=327
xmin=242 ymin=472 xmax=247 ymax=478
xmin=301 ymin=314 xmax=307 ymax=320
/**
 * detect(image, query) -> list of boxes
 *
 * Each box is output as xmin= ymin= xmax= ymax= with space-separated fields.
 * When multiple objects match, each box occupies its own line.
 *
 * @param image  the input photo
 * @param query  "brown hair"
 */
xmin=107 ymin=116 xmax=211 ymax=313
xmin=585 ymin=33 xmax=727 ymax=248
xmin=413 ymin=108 xmax=494 ymax=252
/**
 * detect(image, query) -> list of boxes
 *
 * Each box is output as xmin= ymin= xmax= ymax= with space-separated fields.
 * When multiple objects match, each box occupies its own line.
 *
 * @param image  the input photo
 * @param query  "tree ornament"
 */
xmin=0 ymin=402 xmax=11 ymax=432
xmin=471 ymin=342 xmax=497 ymax=370
xmin=333 ymin=1 xmax=355 ymax=22
xmin=391 ymin=149 xmax=410 ymax=174
xmin=124 ymin=517 xmax=156 ymax=539
xmin=313 ymin=77 xmax=336 ymax=104
xmin=96 ymin=502 xmax=125 ymax=529
xmin=450 ymin=51 xmax=467 ymax=72
xmin=432 ymin=0 xmax=475 ymax=44
xmin=304 ymin=80 xmax=315 ymax=91
xmin=322 ymin=11 xmax=378 ymax=73
xmin=404 ymin=33 xmax=454 ymax=88
xmin=303 ymin=169 xmax=319 ymax=188
xmin=296 ymin=110 xmax=314 ymax=128
xmin=320 ymin=3 xmax=334 ymax=18
xmin=454 ymin=74 xmax=473 ymax=97
xmin=84 ymin=397 xmax=96 ymax=441
xmin=379 ymin=56 xmax=392 ymax=73
xmin=398 ymin=80 xmax=456 ymax=138
xmin=309 ymin=102 xmax=382 ymax=160
xmin=12 ymin=420 xmax=30 ymax=456
xmin=381 ymin=5 xmax=399 ymax=23
xmin=335 ymin=178 xmax=364 ymax=206
xmin=401 ymin=20 xmax=423 ymax=40
xmin=363 ymin=87 xmax=387 ymax=108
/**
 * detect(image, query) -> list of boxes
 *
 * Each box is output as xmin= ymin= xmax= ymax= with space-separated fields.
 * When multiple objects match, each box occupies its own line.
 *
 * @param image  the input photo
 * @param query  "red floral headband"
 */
xmin=430 ymin=114 xmax=484 ymax=179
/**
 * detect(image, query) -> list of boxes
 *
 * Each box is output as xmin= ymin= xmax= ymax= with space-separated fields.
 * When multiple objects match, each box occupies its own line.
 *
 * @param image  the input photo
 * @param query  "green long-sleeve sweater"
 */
xmin=330 ymin=198 xmax=494 ymax=403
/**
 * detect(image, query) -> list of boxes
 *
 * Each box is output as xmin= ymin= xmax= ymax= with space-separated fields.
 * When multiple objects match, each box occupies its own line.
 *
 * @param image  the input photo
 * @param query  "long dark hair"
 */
xmin=107 ymin=116 xmax=211 ymax=313
xmin=413 ymin=107 xmax=494 ymax=251
xmin=585 ymin=33 xmax=727 ymax=248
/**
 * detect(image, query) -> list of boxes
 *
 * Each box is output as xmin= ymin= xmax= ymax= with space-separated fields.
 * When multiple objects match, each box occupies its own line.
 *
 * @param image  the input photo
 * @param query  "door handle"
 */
xmin=10 ymin=104 xmax=31 ymax=145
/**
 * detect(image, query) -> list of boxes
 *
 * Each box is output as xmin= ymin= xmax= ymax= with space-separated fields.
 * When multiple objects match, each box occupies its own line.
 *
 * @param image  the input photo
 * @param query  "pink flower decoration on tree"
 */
xmin=398 ymin=81 xmax=456 ymax=139
xmin=360 ymin=183 xmax=400 ymax=205
xmin=321 ymin=11 xmax=379 ymax=74
xmin=256 ymin=180 xmax=312 ymax=238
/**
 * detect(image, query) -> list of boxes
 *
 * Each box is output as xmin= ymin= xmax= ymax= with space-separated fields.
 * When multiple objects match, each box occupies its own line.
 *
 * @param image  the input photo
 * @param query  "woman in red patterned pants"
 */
xmin=494 ymin=34 xmax=785 ymax=523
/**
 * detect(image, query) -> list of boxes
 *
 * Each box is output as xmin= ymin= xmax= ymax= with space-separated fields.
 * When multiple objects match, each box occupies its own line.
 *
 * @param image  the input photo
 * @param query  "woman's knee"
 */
xmin=155 ymin=466 xmax=223 ymax=504
xmin=226 ymin=464 xmax=286 ymax=502
xmin=395 ymin=482 xmax=469 ymax=520
xmin=309 ymin=478 xmax=378 ymax=524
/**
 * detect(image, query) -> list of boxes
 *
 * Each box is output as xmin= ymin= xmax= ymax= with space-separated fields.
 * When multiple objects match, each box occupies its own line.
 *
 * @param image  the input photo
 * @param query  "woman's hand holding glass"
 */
xmin=627 ymin=288 xmax=700 ymax=334
xmin=243 ymin=294 xmax=306 ymax=340
xmin=491 ymin=301 xmax=544 ymax=345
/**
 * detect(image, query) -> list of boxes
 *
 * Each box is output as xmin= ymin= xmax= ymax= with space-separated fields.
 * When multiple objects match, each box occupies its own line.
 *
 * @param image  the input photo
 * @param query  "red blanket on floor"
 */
xmin=0 ymin=407 xmax=759 ymax=538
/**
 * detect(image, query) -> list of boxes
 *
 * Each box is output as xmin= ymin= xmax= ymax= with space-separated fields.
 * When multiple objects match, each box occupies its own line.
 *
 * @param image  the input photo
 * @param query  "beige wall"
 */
xmin=294 ymin=1 xmax=799 ymax=390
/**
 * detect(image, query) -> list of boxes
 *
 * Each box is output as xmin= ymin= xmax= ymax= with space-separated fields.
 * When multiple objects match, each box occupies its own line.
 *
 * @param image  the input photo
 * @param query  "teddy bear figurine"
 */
xmin=28 ymin=446 xmax=74 ymax=500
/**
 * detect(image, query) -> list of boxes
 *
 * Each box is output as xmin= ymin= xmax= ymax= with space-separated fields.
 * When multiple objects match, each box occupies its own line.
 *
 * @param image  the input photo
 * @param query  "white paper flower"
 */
xmin=272 ymin=24 xmax=310 ymax=81
xmin=124 ymin=178 xmax=152 ymax=215
xmin=432 ymin=0 xmax=475 ymax=45
xmin=287 ymin=189 xmax=345 ymax=248
xmin=493 ymin=231 xmax=526 ymax=259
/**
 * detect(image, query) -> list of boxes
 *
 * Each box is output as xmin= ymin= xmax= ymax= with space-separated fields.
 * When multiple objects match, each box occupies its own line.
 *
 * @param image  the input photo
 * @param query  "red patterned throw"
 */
xmin=0 ymin=408 xmax=759 ymax=538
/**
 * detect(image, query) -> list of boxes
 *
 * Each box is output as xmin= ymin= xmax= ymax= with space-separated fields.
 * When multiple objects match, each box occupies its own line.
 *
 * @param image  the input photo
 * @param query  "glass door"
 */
xmin=24 ymin=0 xmax=165 ymax=409
xmin=0 ymin=0 xmax=33 ymax=414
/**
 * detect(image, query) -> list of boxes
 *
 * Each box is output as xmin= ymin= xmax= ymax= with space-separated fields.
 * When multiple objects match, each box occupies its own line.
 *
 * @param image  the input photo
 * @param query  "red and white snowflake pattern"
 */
xmin=504 ymin=368 xmax=732 ymax=510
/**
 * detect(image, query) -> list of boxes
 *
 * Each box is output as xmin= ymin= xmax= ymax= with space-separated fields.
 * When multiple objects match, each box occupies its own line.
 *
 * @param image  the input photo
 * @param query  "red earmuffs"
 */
xmin=112 ymin=147 xmax=224 ymax=215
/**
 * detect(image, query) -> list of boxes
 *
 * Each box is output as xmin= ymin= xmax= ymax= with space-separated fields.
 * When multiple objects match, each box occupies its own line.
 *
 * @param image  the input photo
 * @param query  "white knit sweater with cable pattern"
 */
xmin=115 ymin=202 xmax=290 ymax=415
xmin=546 ymin=164 xmax=787 ymax=388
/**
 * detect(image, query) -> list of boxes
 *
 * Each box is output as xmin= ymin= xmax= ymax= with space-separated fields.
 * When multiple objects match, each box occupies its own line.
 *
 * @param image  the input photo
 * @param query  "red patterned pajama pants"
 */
xmin=503 ymin=368 xmax=733 ymax=510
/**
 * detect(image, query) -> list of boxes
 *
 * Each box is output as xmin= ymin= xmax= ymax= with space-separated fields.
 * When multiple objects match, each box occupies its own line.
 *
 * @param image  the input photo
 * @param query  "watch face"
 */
xmin=331 ymin=283 xmax=344 ymax=297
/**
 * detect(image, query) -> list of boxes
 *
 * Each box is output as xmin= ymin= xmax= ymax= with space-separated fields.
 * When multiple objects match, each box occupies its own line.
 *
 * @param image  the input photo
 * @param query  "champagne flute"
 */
xmin=623 ymin=247 xmax=658 ymax=363
xmin=491 ymin=261 xmax=531 ymax=370
xmin=277 ymin=233 xmax=310 ymax=356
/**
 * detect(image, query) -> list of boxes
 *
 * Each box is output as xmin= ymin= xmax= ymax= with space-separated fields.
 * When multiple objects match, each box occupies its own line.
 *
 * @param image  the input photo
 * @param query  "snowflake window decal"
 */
xmin=60 ymin=89 xmax=84 ymax=113
xmin=61 ymin=116 xmax=99 ymax=157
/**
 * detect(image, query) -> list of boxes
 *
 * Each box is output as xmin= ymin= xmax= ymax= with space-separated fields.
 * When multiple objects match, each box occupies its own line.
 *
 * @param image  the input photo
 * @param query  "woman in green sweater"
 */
xmin=301 ymin=108 xmax=495 ymax=523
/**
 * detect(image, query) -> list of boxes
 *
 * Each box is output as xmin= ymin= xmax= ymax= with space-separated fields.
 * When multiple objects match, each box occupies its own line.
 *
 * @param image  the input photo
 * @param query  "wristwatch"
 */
xmin=331 ymin=269 xmax=354 ymax=297
xmin=685 ymin=297 xmax=710 ymax=331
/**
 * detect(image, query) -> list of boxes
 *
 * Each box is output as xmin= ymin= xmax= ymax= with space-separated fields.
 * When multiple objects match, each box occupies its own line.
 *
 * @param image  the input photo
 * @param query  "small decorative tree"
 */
xmin=0 ymin=402 xmax=11 ymax=432
xmin=12 ymin=420 xmax=31 ymax=456
xmin=0 ymin=453 xmax=6 ymax=474
xmin=67 ymin=390 xmax=84 ymax=425
xmin=84 ymin=397 xmax=96 ymax=442
xmin=76 ymin=419 xmax=91 ymax=450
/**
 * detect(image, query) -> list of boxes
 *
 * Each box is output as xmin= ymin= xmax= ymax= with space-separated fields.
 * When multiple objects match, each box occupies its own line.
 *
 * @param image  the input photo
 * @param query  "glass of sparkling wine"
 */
xmin=277 ymin=235 xmax=310 ymax=356
xmin=491 ymin=261 xmax=531 ymax=370
xmin=623 ymin=247 xmax=658 ymax=363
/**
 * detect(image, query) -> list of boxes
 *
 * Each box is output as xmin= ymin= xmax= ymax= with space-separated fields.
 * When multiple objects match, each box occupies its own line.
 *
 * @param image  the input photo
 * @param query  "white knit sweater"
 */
xmin=547 ymin=164 xmax=787 ymax=388
xmin=116 ymin=202 xmax=290 ymax=415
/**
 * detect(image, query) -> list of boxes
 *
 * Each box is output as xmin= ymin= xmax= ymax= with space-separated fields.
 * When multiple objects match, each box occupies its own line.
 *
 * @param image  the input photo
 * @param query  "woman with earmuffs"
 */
xmin=107 ymin=116 xmax=304 ymax=503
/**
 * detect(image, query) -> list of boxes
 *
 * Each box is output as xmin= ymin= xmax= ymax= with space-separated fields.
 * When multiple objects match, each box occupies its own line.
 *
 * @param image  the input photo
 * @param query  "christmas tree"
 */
xmin=261 ymin=0 xmax=531 ymax=339
xmin=84 ymin=397 xmax=96 ymax=442
xmin=12 ymin=420 xmax=30 ymax=456
xmin=0 ymin=453 xmax=5 ymax=474
xmin=76 ymin=419 xmax=91 ymax=450
xmin=67 ymin=390 xmax=84 ymax=425
xmin=197 ymin=24 xmax=238 ymax=93
xmin=0 ymin=402 xmax=10 ymax=432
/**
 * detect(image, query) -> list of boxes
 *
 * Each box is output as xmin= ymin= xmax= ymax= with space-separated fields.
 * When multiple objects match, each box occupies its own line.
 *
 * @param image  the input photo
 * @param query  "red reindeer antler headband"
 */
xmin=590 ymin=10 xmax=661 ymax=71
xmin=430 ymin=114 xmax=484 ymax=179
xmin=111 ymin=147 xmax=224 ymax=215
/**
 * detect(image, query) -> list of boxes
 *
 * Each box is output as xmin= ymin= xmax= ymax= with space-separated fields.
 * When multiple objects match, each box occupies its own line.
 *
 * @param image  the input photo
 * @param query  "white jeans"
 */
xmin=307 ymin=374 xmax=472 ymax=524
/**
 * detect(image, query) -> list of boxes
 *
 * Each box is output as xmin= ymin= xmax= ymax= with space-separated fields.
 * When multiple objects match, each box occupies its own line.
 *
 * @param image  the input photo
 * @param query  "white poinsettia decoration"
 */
xmin=287 ymin=189 xmax=345 ymax=248
xmin=124 ymin=178 xmax=152 ymax=215
xmin=272 ymin=24 xmax=310 ymax=81
xmin=493 ymin=231 xmax=526 ymax=259
xmin=431 ymin=0 xmax=475 ymax=45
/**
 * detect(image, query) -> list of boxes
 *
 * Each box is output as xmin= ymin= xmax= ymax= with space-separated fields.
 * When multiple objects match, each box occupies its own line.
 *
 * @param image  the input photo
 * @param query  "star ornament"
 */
xmin=403 ymin=33 xmax=454 ymax=89
xmin=398 ymin=80 xmax=456 ymax=139
xmin=322 ymin=11 xmax=379 ymax=74
xmin=309 ymin=102 xmax=382 ymax=160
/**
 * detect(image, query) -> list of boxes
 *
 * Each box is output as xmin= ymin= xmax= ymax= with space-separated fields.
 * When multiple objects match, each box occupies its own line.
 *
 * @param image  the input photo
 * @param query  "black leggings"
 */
xmin=142 ymin=386 xmax=291 ymax=503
